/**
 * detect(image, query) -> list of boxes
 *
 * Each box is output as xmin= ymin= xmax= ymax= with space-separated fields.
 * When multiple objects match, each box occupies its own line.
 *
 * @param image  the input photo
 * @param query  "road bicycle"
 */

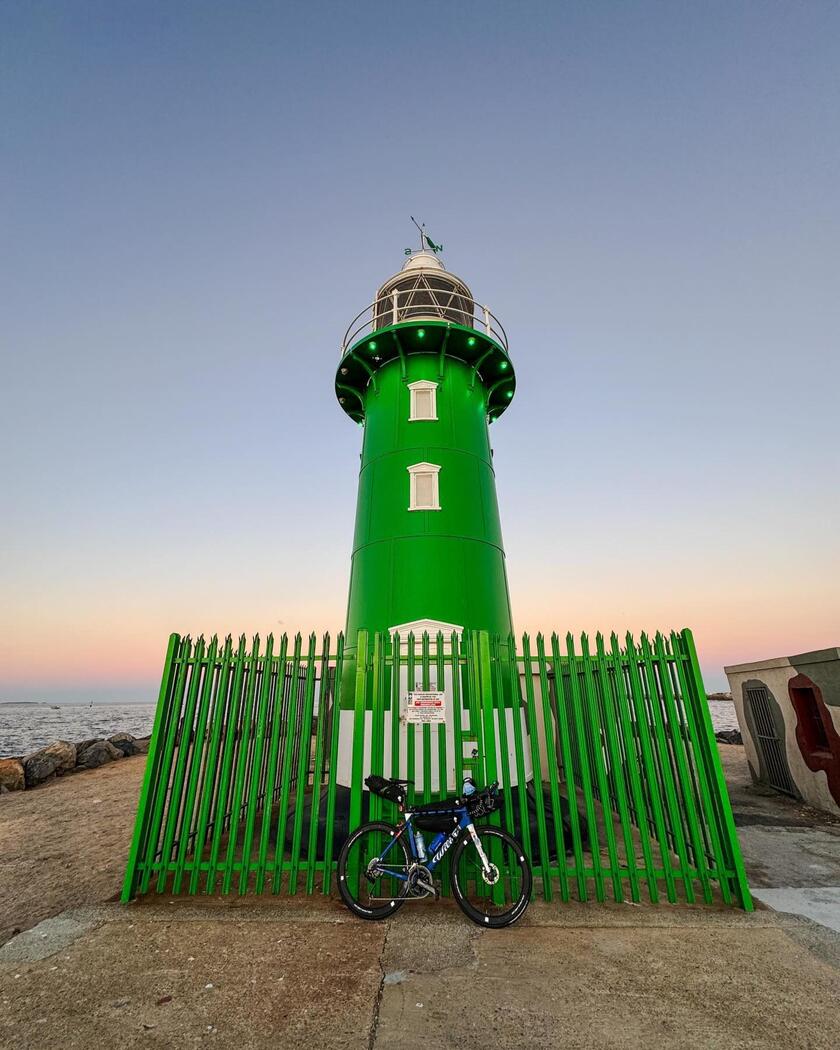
xmin=337 ymin=773 xmax=532 ymax=928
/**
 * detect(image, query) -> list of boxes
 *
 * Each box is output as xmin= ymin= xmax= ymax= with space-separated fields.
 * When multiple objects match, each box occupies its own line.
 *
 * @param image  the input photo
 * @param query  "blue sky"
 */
xmin=2 ymin=1 xmax=838 ymax=698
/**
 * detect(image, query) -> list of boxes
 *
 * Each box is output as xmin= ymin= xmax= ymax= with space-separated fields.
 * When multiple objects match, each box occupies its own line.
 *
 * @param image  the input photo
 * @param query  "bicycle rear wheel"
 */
xmin=337 ymin=821 xmax=411 ymax=921
xmin=450 ymin=826 xmax=531 ymax=928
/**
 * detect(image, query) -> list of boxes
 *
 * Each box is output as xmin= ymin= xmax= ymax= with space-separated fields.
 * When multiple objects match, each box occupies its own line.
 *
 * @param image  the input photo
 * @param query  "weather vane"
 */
xmin=406 ymin=216 xmax=443 ymax=256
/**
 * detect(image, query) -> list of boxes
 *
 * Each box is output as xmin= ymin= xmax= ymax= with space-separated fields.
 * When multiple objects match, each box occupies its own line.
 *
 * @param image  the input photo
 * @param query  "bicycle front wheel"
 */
xmin=337 ymin=821 xmax=411 ymax=921
xmin=450 ymin=826 xmax=531 ymax=928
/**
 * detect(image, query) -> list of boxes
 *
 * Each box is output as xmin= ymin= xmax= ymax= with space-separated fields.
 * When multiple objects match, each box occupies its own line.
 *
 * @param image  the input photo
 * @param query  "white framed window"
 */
xmin=407 ymin=462 xmax=441 ymax=511
xmin=408 ymin=380 xmax=438 ymax=421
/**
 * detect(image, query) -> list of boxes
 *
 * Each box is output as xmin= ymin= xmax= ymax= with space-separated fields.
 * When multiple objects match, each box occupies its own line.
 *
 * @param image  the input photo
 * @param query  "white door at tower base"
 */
xmin=335 ymin=618 xmax=533 ymax=791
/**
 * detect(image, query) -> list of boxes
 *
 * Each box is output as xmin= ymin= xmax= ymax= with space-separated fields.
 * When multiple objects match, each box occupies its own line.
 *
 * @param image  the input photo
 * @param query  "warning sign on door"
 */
xmin=405 ymin=691 xmax=446 ymax=725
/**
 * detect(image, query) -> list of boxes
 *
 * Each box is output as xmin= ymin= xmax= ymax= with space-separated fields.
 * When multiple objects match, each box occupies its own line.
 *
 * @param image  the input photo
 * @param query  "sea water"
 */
xmin=0 ymin=703 xmax=157 ymax=758
xmin=0 ymin=698 xmax=740 ymax=760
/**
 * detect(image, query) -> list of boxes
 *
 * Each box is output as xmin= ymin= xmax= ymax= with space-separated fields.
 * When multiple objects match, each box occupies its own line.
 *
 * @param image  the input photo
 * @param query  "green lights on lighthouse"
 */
xmin=335 ymin=236 xmax=517 ymax=645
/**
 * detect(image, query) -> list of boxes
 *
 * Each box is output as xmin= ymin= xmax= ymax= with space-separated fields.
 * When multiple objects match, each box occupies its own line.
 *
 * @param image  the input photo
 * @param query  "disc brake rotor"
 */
xmin=481 ymin=863 xmax=500 ymax=886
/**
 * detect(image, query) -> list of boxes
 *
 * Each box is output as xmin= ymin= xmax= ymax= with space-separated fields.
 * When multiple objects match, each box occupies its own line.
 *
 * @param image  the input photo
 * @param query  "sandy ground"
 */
xmin=0 ymin=756 xmax=146 ymax=945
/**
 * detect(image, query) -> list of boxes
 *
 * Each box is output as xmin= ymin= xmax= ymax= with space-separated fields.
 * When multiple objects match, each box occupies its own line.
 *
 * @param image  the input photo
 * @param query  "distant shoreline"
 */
xmin=0 ymin=699 xmax=154 ymax=706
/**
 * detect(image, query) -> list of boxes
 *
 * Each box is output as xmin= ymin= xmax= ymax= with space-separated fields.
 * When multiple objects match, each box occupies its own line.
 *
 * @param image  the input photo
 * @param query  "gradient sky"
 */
xmin=2 ymin=1 xmax=838 ymax=700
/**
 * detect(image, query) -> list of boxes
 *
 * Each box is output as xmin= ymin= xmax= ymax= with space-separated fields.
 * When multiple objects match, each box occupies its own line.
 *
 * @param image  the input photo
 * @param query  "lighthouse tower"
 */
xmin=333 ymin=236 xmax=520 ymax=793
xmin=336 ymin=242 xmax=516 ymax=642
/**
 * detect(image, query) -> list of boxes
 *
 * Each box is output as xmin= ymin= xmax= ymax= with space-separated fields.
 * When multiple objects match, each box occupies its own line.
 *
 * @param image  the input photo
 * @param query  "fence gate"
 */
xmin=122 ymin=628 xmax=752 ymax=910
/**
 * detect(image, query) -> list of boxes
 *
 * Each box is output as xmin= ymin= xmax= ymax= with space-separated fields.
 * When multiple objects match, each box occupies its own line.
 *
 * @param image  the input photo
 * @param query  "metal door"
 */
xmin=745 ymin=685 xmax=795 ymax=795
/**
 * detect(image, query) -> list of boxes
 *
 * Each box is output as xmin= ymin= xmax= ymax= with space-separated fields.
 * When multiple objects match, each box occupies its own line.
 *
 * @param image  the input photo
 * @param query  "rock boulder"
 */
xmin=134 ymin=736 xmax=151 ymax=755
xmin=76 ymin=739 xmax=123 ymax=769
xmin=715 ymin=729 xmax=743 ymax=745
xmin=23 ymin=741 xmax=77 ymax=787
xmin=108 ymin=733 xmax=140 ymax=757
xmin=0 ymin=758 xmax=25 ymax=792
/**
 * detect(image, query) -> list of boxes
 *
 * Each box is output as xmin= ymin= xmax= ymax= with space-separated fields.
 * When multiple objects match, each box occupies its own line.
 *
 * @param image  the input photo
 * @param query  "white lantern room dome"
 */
xmin=400 ymin=250 xmax=446 ymax=272
xmin=374 ymin=252 xmax=475 ymax=331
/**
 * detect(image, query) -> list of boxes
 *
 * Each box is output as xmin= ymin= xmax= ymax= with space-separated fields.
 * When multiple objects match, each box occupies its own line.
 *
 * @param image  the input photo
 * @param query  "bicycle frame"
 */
xmin=373 ymin=805 xmax=488 ymax=880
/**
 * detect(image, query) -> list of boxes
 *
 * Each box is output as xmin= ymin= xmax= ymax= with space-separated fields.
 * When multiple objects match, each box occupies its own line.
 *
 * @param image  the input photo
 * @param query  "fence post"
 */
xmin=349 ymin=630 xmax=370 ymax=835
xmin=521 ymin=634 xmax=553 ymax=900
xmin=189 ymin=635 xmax=235 ymax=895
xmin=240 ymin=634 xmax=276 ymax=895
xmin=140 ymin=636 xmax=194 ymax=896
xmin=535 ymin=633 xmax=570 ymax=900
xmin=288 ymin=634 xmax=320 ymax=894
xmin=321 ymin=633 xmax=345 ymax=894
xmin=172 ymin=634 xmax=219 ymax=896
xmin=305 ymin=633 xmax=332 ymax=895
xmin=121 ymin=632 xmax=180 ymax=902
xmin=221 ymin=635 xmax=263 ymax=895
xmin=271 ymin=634 xmax=304 ymax=893
xmin=156 ymin=635 xmax=207 ymax=894
xmin=681 ymin=629 xmax=753 ymax=911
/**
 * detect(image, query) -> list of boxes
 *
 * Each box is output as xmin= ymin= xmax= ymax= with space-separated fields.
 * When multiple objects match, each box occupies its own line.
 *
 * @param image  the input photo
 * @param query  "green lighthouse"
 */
xmin=333 ymin=238 xmax=520 ymax=793
xmin=336 ymin=243 xmax=516 ymax=642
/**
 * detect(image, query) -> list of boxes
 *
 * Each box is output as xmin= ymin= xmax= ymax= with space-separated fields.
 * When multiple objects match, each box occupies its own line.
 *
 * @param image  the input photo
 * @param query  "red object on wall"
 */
xmin=789 ymin=673 xmax=840 ymax=806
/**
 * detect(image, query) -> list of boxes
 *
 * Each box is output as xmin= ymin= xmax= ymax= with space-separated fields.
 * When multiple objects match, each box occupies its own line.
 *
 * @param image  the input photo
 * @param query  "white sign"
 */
xmin=405 ymin=691 xmax=446 ymax=725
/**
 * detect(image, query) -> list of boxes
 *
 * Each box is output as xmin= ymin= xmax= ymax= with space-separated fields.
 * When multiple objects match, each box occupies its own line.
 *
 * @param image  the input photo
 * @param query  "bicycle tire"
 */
xmin=337 ymin=821 xmax=411 ymax=921
xmin=450 ymin=825 xmax=531 ymax=928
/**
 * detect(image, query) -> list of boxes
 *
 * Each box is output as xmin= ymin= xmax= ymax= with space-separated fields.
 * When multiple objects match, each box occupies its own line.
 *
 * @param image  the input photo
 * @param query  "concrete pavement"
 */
xmin=2 ymin=898 xmax=840 ymax=1049
xmin=719 ymin=744 xmax=840 ymax=933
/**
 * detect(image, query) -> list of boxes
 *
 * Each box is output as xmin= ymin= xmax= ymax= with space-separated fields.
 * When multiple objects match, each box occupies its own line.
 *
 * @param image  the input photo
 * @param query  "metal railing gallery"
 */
xmin=122 ymin=628 xmax=752 ymax=910
xmin=341 ymin=291 xmax=509 ymax=356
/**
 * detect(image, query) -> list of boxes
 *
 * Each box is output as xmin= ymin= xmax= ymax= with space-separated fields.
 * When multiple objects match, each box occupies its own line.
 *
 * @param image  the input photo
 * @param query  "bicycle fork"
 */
xmin=466 ymin=823 xmax=493 ymax=874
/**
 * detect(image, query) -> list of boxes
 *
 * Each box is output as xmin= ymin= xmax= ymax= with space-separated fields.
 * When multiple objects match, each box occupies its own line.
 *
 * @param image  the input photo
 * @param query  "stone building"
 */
xmin=725 ymin=648 xmax=840 ymax=815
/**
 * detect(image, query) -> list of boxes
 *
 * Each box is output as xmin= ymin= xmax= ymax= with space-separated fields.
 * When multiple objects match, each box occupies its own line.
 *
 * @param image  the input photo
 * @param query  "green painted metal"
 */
xmin=336 ymin=320 xmax=515 ymax=425
xmin=122 ymin=628 xmax=752 ymax=911
xmin=341 ymin=335 xmax=515 ymax=683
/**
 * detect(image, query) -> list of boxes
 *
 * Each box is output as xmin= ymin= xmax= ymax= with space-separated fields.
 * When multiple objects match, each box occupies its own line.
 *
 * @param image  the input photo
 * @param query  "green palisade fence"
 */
xmin=122 ymin=628 xmax=752 ymax=910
